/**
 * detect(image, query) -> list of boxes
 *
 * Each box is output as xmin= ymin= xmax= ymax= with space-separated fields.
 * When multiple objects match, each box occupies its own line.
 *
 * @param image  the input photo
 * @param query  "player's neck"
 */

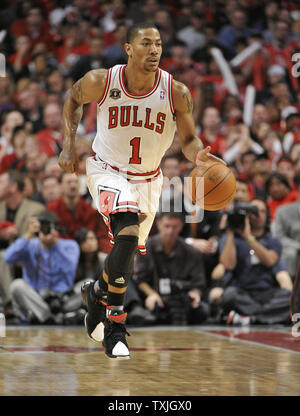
xmin=124 ymin=64 xmax=157 ymax=95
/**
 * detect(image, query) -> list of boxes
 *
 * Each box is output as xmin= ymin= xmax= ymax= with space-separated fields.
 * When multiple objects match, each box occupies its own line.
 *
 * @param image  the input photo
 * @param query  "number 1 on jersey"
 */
xmin=129 ymin=137 xmax=141 ymax=164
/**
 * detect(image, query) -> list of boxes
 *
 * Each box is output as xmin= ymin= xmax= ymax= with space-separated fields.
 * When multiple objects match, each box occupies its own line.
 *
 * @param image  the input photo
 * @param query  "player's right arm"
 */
xmin=58 ymin=69 xmax=108 ymax=173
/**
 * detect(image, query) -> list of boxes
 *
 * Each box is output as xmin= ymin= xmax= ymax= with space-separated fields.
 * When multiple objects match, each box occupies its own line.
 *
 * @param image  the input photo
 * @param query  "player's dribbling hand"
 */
xmin=58 ymin=148 xmax=79 ymax=174
xmin=195 ymin=146 xmax=226 ymax=166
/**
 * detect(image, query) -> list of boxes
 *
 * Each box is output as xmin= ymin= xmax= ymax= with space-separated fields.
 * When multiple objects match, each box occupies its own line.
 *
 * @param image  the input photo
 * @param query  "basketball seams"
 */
xmin=204 ymin=188 xmax=236 ymax=207
xmin=200 ymin=169 xmax=232 ymax=200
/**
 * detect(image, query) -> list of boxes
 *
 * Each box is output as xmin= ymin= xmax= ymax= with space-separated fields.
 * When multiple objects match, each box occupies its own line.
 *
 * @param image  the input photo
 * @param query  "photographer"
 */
xmin=134 ymin=212 xmax=209 ymax=325
xmin=218 ymin=198 xmax=292 ymax=325
xmin=4 ymin=211 xmax=80 ymax=324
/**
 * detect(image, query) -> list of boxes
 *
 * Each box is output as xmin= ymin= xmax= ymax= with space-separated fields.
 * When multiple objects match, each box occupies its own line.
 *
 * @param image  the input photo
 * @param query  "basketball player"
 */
xmin=58 ymin=22 xmax=223 ymax=359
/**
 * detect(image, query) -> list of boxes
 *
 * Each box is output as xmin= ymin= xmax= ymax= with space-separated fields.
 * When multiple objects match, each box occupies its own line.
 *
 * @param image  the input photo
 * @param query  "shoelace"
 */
xmin=106 ymin=321 xmax=131 ymax=342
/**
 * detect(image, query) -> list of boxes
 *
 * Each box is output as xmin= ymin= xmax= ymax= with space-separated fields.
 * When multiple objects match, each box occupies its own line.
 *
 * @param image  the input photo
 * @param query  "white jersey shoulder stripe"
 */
xmin=97 ymin=68 xmax=112 ymax=106
xmin=118 ymin=65 xmax=162 ymax=99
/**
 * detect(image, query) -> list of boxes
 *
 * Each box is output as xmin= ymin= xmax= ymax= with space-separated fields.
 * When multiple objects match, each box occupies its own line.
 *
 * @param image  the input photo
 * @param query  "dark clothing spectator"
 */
xmin=273 ymin=200 xmax=300 ymax=279
xmin=134 ymin=230 xmax=209 ymax=325
xmin=219 ymin=227 xmax=291 ymax=323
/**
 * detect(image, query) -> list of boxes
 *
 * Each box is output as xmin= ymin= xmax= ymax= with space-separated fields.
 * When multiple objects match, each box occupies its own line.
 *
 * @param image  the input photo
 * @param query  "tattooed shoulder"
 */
xmin=173 ymin=80 xmax=194 ymax=113
xmin=182 ymin=88 xmax=193 ymax=113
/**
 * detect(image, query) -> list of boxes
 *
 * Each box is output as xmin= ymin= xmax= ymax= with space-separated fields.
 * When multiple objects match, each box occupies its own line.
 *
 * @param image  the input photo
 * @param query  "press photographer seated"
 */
xmin=4 ymin=211 xmax=80 ymax=324
xmin=133 ymin=211 xmax=209 ymax=325
xmin=217 ymin=198 xmax=292 ymax=325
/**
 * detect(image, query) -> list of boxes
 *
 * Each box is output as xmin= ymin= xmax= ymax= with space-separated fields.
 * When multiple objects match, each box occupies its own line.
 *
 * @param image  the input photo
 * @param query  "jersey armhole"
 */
xmin=168 ymin=74 xmax=175 ymax=116
xmin=97 ymin=68 xmax=112 ymax=107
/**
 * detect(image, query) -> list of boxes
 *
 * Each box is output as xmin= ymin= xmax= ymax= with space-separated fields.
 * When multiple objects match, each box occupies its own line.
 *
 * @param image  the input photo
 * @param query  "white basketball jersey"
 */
xmin=92 ymin=64 xmax=176 ymax=174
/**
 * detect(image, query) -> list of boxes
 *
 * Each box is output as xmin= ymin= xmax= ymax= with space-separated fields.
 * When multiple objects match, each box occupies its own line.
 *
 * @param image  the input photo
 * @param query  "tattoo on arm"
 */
xmin=72 ymin=80 xmax=83 ymax=103
xmin=183 ymin=90 xmax=193 ymax=113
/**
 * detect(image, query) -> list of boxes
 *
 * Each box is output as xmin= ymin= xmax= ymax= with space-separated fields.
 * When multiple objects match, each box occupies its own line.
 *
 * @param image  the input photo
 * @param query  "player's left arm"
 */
xmin=173 ymin=80 xmax=225 ymax=166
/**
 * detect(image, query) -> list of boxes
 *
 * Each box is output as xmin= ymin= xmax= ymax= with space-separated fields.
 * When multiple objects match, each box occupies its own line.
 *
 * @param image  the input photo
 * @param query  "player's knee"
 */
xmin=110 ymin=212 xmax=139 ymax=237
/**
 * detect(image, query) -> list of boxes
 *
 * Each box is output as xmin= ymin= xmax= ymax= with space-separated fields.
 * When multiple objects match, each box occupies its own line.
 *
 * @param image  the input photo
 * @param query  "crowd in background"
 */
xmin=0 ymin=0 xmax=300 ymax=327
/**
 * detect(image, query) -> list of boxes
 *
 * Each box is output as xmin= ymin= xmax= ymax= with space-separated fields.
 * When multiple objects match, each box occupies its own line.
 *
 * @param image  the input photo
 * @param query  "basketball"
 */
xmin=188 ymin=162 xmax=236 ymax=211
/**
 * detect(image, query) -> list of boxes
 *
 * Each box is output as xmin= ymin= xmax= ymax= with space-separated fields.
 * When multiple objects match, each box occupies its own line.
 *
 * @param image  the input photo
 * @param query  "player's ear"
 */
xmin=124 ymin=42 xmax=132 ymax=58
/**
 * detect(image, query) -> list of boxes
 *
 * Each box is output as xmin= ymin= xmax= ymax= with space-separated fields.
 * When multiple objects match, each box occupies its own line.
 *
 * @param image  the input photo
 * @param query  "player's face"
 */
xmin=127 ymin=28 xmax=162 ymax=72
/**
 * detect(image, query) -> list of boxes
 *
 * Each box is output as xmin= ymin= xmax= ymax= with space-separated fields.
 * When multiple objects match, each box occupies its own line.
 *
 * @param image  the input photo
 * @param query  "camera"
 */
xmin=38 ymin=218 xmax=56 ymax=235
xmin=160 ymin=280 xmax=192 ymax=325
xmin=226 ymin=202 xmax=258 ymax=231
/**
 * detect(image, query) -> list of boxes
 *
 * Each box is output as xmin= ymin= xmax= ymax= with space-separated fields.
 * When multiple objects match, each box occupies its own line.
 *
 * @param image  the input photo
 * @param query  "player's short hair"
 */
xmin=126 ymin=22 xmax=159 ymax=43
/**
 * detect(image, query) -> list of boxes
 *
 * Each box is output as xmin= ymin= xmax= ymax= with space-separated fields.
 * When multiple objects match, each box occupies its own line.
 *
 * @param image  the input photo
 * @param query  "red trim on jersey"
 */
xmin=168 ymin=74 xmax=175 ymax=115
xmin=117 ymin=201 xmax=139 ymax=207
xmin=95 ymin=154 xmax=160 ymax=177
xmin=127 ymin=170 xmax=161 ymax=183
xmin=119 ymin=65 xmax=161 ymax=99
xmin=97 ymin=68 xmax=112 ymax=106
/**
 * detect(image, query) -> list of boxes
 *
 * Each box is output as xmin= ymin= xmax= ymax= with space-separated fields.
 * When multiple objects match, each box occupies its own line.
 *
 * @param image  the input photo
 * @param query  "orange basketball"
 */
xmin=188 ymin=162 xmax=236 ymax=211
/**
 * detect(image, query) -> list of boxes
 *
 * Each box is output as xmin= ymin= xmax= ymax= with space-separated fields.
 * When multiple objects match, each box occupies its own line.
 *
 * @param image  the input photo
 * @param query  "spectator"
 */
xmin=235 ymin=178 xmax=250 ymax=203
xmin=8 ymin=35 xmax=31 ymax=81
xmin=273 ymin=174 xmax=300 ymax=279
xmin=69 ymin=37 xmax=108 ymax=82
xmin=265 ymin=172 xmax=298 ymax=221
xmin=218 ymin=198 xmax=292 ymax=325
xmin=46 ymin=172 xmax=110 ymax=253
xmin=198 ymin=107 xmax=226 ymax=156
xmin=223 ymin=123 xmax=264 ymax=165
xmin=57 ymin=21 xmax=90 ymax=73
xmin=0 ymin=110 xmax=25 ymax=157
xmin=104 ymin=24 xmax=129 ymax=68
xmin=0 ymin=125 xmax=27 ymax=174
xmin=252 ymin=152 xmax=272 ymax=199
xmin=5 ymin=211 xmax=80 ymax=324
xmin=276 ymin=157 xmax=298 ymax=197
xmin=35 ymin=103 xmax=63 ymax=157
xmin=0 ymin=170 xmax=45 ymax=321
xmin=17 ymin=82 xmax=44 ymax=133
xmin=32 ymin=175 xmax=62 ymax=205
xmin=217 ymin=9 xmax=252 ymax=56
xmin=177 ymin=9 xmax=206 ymax=54
xmin=23 ymin=174 xmax=37 ymax=200
xmin=134 ymin=212 xmax=209 ymax=325
xmin=44 ymin=156 xmax=63 ymax=180
xmin=282 ymin=107 xmax=300 ymax=154
xmin=9 ymin=5 xmax=54 ymax=51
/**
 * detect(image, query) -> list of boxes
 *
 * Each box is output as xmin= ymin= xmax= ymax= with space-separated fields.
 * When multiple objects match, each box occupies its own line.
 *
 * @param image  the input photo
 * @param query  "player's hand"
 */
xmin=58 ymin=148 xmax=79 ymax=174
xmin=195 ymin=146 xmax=226 ymax=166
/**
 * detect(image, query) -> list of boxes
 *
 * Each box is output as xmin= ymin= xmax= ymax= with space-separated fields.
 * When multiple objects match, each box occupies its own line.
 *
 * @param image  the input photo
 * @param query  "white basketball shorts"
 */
xmin=86 ymin=156 xmax=163 ymax=255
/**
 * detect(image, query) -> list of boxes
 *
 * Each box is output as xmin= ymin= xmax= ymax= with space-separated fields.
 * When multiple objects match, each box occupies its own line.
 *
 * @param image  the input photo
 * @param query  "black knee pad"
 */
xmin=109 ymin=212 xmax=139 ymax=237
xmin=104 ymin=234 xmax=138 ymax=288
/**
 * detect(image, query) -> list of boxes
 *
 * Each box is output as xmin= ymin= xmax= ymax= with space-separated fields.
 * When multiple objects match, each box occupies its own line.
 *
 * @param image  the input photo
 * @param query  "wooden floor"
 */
xmin=1 ymin=325 xmax=300 ymax=396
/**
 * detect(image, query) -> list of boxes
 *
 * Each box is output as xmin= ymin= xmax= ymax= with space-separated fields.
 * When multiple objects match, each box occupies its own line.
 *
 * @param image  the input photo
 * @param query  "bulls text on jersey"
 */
xmin=108 ymin=105 xmax=166 ymax=134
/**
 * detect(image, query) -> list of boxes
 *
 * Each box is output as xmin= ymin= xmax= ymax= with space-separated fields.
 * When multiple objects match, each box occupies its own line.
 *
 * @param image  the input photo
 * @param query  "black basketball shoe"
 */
xmin=102 ymin=311 xmax=130 ymax=359
xmin=81 ymin=280 xmax=107 ymax=342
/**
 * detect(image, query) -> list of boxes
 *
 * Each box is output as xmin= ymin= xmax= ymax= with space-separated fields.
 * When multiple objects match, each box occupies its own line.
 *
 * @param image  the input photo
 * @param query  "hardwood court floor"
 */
xmin=0 ymin=325 xmax=300 ymax=396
